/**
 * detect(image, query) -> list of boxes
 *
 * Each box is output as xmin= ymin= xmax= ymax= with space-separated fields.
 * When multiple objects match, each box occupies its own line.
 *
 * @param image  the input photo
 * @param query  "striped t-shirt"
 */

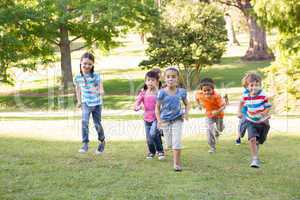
xmin=74 ymin=73 xmax=102 ymax=106
xmin=242 ymin=90 xmax=271 ymax=123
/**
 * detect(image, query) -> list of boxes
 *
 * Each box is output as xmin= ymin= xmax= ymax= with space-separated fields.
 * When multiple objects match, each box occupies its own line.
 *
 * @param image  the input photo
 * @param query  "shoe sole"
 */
xmin=250 ymin=165 xmax=260 ymax=168
xmin=95 ymin=150 xmax=104 ymax=155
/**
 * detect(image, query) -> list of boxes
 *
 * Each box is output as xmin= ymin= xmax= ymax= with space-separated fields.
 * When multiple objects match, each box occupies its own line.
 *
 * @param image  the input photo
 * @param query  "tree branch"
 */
xmin=70 ymin=35 xmax=82 ymax=43
xmin=48 ymin=39 xmax=60 ymax=46
xmin=214 ymin=0 xmax=242 ymax=9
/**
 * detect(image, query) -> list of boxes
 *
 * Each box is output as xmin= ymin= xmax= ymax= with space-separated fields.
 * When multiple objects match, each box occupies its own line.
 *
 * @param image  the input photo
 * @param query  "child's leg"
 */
xmin=172 ymin=120 xmax=183 ymax=168
xmin=206 ymin=118 xmax=216 ymax=150
xmin=215 ymin=118 xmax=224 ymax=137
xmin=249 ymin=137 xmax=258 ymax=159
xmin=247 ymin=122 xmax=260 ymax=159
xmin=149 ymin=120 xmax=164 ymax=153
xmin=144 ymin=121 xmax=156 ymax=155
xmin=82 ymin=103 xmax=91 ymax=143
xmin=161 ymin=123 xmax=172 ymax=150
xmin=91 ymin=105 xmax=105 ymax=142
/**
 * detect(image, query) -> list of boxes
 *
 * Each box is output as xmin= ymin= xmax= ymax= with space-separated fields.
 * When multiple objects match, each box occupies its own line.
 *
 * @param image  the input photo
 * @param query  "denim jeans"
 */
xmin=81 ymin=103 xmax=105 ymax=143
xmin=144 ymin=120 xmax=164 ymax=154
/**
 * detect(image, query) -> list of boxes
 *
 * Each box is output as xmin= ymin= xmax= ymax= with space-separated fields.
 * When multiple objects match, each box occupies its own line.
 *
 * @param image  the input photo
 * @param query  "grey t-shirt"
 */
xmin=157 ymin=88 xmax=187 ymax=121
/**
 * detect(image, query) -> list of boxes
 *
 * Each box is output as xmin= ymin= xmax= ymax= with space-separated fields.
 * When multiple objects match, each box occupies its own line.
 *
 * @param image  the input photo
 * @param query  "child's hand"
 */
xmin=77 ymin=102 xmax=82 ymax=108
xmin=237 ymin=112 xmax=243 ymax=118
xmin=134 ymin=105 xmax=142 ymax=111
xmin=157 ymin=120 xmax=164 ymax=129
xmin=183 ymin=113 xmax=189 ymax=121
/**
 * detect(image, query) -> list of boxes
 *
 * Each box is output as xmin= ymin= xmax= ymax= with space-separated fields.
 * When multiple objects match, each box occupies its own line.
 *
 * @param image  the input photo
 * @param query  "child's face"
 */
xmin=201 ymin=85 xmax=214 ymax=97
xmin=164 ymin=70 xmax=178 ymax=87
xmin=80 ymin=58 xmax=94 ymax=74
xmin=247 ymin=81 xmax=261 ymax=95
xmin=145 ymin=77 xmax=157 ymax=89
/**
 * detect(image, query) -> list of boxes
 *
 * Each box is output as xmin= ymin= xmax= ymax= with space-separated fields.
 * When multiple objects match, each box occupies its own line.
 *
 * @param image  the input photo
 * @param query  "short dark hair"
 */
xmin=199 ymin=77 xmax=215 ymax=89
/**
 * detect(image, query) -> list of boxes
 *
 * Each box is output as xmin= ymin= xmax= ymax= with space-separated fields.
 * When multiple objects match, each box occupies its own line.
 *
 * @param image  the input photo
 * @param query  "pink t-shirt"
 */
xmin=135 ymin=90 xmax=157 ymax=122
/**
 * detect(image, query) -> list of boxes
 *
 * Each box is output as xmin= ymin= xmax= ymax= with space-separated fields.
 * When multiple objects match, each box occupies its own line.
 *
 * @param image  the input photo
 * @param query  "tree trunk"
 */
xmin=224 ymin=13 xmax=240 ymax=46
xmin=59 ymin=25 xmax=74 ymax=92
xmin=239 ymin=0 xmax=274 ymax=60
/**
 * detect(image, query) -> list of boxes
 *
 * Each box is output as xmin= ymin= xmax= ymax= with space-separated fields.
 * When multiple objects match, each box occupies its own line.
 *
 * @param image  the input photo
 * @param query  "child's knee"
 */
xmin=249 ymin=137 xmax=257 ymax=143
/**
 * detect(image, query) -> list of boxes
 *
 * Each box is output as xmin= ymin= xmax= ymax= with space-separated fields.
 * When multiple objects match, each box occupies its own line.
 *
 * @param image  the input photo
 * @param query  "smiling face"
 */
xmin=247 ymin=81 xmax=261 ymax=96
xmin=201 ymin=85 xmax=214 ymax=98
xmin=145 ymin=76 xmax=158 ymax=90
xmin=164 ymin=69 xmax=179 ymax=88
xmin=80 ymin=58 xmax=94 ymax=74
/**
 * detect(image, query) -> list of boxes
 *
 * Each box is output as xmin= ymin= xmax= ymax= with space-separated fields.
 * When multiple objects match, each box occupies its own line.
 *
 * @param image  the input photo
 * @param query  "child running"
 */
xmin=74 ymin=52 xmax=106 ymax=155
xmin=134 ymin=71 xmax=165 ymax=160
xmin=238 ymin=72 xmax=271 ymax=168
xmin=195 ymin=78 xmax=226 ymax=153
xmin=156 ymin=67 xmax=189 ymax=172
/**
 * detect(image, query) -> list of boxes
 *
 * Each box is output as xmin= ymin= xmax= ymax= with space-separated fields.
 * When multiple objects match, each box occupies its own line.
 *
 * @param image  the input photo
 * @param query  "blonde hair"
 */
xmin=242 ymin=72 xmax=262 ymax=87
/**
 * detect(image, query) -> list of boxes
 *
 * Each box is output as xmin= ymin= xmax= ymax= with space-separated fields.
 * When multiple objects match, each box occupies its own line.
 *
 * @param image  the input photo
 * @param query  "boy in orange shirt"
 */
xmin=195 ymin=78 xmax=226 ymax=153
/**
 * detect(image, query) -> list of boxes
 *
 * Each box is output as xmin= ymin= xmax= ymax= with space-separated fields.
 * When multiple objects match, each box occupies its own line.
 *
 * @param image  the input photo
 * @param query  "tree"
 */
xmin=253 ymin=0 xmax=300 ymax=112
xmin=224 ymin=13 xmax=240 ymax=46
xmin=214 ymin=0 xmax=274 ymax=60
xmin=0 ymin=2 xmax=54 ymax=85
xmin=0 ymin=0 xmax=159 ymax=91
xmin=140 ymin=1 xmax=227 ymax=90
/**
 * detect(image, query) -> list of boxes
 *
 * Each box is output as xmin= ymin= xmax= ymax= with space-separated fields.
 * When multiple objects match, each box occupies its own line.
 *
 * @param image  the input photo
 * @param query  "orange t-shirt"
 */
xmin=195 ymin=90 xmax=225 ymax=118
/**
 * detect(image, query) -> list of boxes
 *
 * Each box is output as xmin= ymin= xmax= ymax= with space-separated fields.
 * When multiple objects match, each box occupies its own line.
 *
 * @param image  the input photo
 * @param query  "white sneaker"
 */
xmin=250 ymin=159 xmax=260 ymax=168
xmin=78 ymin=143 xmax=88 ymax=153
xmin=208 ymin=148 xmax=216 ymax=153
xmin=158 ymin=152 xmax=165 ymax=160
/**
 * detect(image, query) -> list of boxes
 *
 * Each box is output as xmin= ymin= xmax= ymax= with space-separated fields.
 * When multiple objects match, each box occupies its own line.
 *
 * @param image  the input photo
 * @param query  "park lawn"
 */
xmin=0 ymin=56 xmax=270 ymax=111
xmin=0 ymin=135 xmax=299 ymax=200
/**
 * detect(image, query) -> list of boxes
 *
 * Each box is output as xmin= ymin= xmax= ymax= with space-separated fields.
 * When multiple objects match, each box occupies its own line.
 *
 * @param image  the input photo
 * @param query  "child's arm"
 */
xmin=99 ymin=82 xmax=105 ymax=96
xmin=155 ymin=101 xmax=162 ymax=128
xmin=75 ymin=84 xmax=82 ymax=108
xmin=134 ymin=91 xmax=143 ymax=111
xmin=183 ymin=98 xmax=190 ymax=120
xmin=237 ymin=101 xmax=244 ymax=118
xmin=211 ymin=95 xmax=226 ymax=116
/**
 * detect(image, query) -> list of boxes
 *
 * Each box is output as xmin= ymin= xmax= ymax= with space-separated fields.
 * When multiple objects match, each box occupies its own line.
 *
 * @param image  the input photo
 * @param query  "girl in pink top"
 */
xmin=134 ymin=71 xmax=165 ymax=160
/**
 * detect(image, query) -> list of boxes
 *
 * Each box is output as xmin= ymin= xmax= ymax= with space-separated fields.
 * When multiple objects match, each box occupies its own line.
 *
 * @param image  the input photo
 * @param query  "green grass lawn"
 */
xmin=0 ymin=135 xmax=299 ymax=200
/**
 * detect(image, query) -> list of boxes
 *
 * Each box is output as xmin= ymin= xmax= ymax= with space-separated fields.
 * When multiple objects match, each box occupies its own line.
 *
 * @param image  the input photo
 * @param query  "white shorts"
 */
xmin=161 ymin=119 xmax=183 ymax=150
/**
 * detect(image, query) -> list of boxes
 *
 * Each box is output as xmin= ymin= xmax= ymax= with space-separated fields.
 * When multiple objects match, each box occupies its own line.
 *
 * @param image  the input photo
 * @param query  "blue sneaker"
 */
xmin=235 ymin=138 xmax=241 ymax=145
xmin=95 ymin=141 xmax=105 ymax=155
xmin=78 ymin=143 xmax=88 ymax=153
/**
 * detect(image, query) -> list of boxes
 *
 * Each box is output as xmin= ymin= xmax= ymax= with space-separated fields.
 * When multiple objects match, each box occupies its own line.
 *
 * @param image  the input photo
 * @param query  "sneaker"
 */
xmin=208 ymin=148 xmax=216 ymax=153
xmin=158 ymin=152 xmax=165 ymax=160
xmin=78 ymin=143 xmax=88 ymax=153
xmin=95 ymin=141 xmax=105 ymax=155
xmin=146 ymin=153 xmax=155 ymax=159
xmin=235 ymin=138 xmax=241 ymax=145
xmin=174 ymin=165 xmax=182 ymax=172
xmin=250 ymin=158 xmax=260 ymax=168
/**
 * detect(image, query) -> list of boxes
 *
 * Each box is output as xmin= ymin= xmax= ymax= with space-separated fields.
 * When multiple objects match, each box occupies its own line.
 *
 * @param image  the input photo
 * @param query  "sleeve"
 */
xmin=157 ymin=89 xmax=165 ymax=102
xmin=263 ymin=96 xmax=272 ymax=109
xmin=181 ymin=89 xmax=187 ymax=101
xmin=94 ymin=74 xmax=101 ymax=86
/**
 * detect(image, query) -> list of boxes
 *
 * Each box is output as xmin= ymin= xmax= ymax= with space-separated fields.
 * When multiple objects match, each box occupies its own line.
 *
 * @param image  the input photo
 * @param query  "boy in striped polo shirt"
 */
xmin=238 ymin=72 xmax=271 ymax=168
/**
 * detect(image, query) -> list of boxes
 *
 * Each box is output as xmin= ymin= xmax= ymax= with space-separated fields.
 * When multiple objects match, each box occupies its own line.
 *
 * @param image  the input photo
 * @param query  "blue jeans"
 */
xmin=81 ymin=103 xmax=105 ymax=143
xmin=144 ymin=120 xmax=164 ymax=154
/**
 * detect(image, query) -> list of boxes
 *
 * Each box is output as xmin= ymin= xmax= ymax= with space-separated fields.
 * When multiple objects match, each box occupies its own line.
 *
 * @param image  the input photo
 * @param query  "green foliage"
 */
xmin=140 ymin=1 xmax=227 ymax=89
xmin=0 ymin=2 xmax=55 ymax=84
xmin=254 ymin=0 xmax=300 ymax=112
xmin=0 ymin=0 xmax=159 ymax=85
